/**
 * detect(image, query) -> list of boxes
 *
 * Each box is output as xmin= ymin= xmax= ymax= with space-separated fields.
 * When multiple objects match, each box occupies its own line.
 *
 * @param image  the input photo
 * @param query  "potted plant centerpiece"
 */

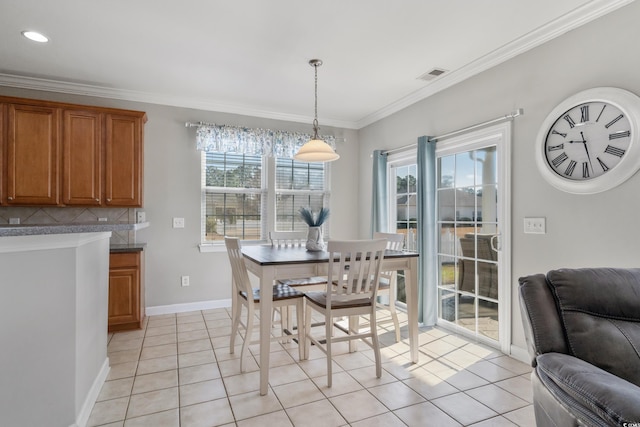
xmin=299 ymin=207 xmax=329 ymax=251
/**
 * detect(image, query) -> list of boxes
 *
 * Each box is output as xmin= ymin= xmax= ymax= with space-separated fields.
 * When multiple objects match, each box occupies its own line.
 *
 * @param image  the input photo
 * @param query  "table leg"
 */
xmin=405 ymin=258 xmax=419 ymax=363
xmin=259 ymin=265 xmax=274 ymax=396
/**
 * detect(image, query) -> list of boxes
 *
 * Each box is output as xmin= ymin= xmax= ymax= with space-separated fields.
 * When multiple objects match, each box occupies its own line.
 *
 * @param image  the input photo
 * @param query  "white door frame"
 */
xmin=435 ymin=122 xmax=512 ymax=354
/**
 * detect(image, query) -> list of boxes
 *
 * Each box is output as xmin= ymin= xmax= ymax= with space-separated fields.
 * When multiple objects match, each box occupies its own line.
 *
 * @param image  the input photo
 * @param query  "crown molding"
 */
xmin=0 ymin=0 xmax=633 ymax=131
xmin=0 ymin=73 xmax=357 ymax=130
xmin=355 ymin=0 xmax=636 ymax=129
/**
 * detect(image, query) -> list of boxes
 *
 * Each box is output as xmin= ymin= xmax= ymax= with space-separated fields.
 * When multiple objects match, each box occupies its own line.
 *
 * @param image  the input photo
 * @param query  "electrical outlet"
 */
xmin=181 ymin=276 xmax=190 ymax=287
xmin=98 ymin=217 xmax=108 ymax=222
xmin=9 ymin=218 xmax=20 ymax=224
xmin=173 ymin=217 xmax=185 ymax=228
xmin=524 ymin=217 xmax=546 ymax=234
xmin=136 ymin=211 xmax=146 ymax=223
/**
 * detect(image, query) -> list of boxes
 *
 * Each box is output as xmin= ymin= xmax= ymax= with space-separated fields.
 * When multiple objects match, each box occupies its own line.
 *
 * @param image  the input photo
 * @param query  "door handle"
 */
xmin=490 ymin=234 xmax=501 ymax=252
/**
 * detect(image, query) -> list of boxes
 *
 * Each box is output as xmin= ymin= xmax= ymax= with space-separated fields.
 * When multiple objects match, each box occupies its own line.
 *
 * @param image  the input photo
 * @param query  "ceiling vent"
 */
xmin=417 ymin=68 xmax=448 ymax=82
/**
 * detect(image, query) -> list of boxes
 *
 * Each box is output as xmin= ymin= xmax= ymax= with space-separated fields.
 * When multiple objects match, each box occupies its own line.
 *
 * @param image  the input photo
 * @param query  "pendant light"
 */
xmin=294 ymin=59 xmax=340 ymax=162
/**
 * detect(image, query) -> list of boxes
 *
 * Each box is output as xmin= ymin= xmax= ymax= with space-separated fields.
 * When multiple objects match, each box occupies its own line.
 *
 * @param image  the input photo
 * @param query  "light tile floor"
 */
xmin=88 ymin=309 xmax=535 ymax=427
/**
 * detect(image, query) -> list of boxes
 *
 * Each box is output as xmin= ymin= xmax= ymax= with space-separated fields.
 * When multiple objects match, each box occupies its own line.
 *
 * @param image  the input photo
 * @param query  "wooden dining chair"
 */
xmin=373 ymin=231 xmax=405 ymax=342
xmin=303 ymin=238 xmax=387 ymax=386
xmin=269 ymin=231 xmax=328 ymax=336
xmin=270 ymin=230 xmax=328 ymax=290
xmin=224 ymin=236 xmax=305 ymax=372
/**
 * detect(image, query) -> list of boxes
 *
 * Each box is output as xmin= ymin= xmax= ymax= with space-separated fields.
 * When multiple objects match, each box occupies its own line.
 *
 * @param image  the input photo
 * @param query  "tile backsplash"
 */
xmin=0 ymin=207 xmax=139 ymax=244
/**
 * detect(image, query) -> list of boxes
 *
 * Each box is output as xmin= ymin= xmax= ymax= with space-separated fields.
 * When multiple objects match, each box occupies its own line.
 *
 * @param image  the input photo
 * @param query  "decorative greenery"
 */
xmin=298 ymin=207 xmax=330 ymax=227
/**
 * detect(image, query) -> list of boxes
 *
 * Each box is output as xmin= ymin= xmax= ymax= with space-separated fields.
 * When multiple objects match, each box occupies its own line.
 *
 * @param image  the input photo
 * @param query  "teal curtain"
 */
xmin=371 ymin=150 xmax=388 ymax=236
xmin=417 ymin=136 xmax=437 ymax=325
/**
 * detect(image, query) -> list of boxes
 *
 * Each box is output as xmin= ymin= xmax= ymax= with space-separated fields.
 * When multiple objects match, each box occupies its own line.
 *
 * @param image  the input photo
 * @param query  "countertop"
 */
xmin=0 ymin=222 xmax=150 ymax=237
xmin=110 ymin=243 xmax=146 ymax=253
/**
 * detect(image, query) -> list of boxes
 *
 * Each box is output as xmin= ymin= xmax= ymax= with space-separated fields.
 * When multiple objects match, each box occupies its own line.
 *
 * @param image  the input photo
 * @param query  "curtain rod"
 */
xmin=381 ymin=108 xmax=523 ymax=156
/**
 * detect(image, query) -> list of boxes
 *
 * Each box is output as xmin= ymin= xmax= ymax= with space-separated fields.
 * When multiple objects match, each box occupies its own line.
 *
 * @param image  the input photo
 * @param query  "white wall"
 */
xmin=357 ymin=1 xmax=640 ymax=349
xmin=0 ymin=87 xmax=360 ymax=310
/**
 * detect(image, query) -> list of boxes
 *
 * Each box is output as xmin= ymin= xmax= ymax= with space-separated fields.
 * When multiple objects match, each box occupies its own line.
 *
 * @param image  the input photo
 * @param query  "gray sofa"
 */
xmin=518 ymin=268 xmax=640 ymax=426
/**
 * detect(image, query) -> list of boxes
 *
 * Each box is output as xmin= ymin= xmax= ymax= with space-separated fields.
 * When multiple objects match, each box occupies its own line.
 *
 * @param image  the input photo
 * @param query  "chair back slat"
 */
xmin=224 ymin=237 xmax=254 ymax=303
xmin=373 ymin=232 xmax=404 ymax=250
xmin=328 ymin=239 xmax=387 ymax=305
xmin=269 ymin=231 xmax=307 ymax=248
xmin=373 ymin=232 xmax=405 ymax=281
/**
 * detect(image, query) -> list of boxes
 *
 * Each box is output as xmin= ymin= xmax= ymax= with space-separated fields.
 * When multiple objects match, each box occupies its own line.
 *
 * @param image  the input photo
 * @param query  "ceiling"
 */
xmin=0 ymin=0 xmax=633 ymax=129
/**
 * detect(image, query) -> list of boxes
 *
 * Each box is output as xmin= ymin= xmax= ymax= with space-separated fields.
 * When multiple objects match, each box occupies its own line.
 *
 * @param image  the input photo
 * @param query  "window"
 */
xmin=201 ymin=152 xmax=330 ymax=243
xmin=387 ymin=152 xmax=418 ymax=306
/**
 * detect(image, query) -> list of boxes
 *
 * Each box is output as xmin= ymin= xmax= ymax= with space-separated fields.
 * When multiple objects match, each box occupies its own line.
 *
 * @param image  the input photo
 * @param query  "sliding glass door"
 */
xmin=435 ymin=123 xmax=511 ymax=350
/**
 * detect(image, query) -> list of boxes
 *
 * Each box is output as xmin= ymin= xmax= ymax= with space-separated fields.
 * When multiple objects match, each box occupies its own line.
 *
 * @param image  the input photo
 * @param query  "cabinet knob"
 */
xmin=107 ymin=198 xmax=111 ymax=202
xmin=7 ymin=197 xmax=13 ymax=201
xmin=95 ymin=198 xmax=100 ymax=202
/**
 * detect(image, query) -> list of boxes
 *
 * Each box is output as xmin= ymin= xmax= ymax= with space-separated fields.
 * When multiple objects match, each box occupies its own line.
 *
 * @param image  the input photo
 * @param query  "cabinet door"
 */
xmin=6 ymin=104 xmax=60 ymax=205
xmin=62 ymin=110 xmax=102 ymax=205
xmin=105 ymin=114 xmax=143 ymax=207
xmin=108 ymin=252 xmax=141 ymax=330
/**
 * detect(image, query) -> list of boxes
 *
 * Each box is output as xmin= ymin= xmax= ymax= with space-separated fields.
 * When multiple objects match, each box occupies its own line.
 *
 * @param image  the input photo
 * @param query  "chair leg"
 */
xmin=325 ymin=311 xmax=333 ymax=387
xmin=280 ymin=306 xmax=290 ymax=343
xmin=240 ymin=308 xmax=253 ymax=373
xmin=304 ymin=302 xmax=313 ymax=360
xmin=370 ymin=309 xmax=382 ymax=378
xmin=296 ymin=300 xmax=305 ymax=360
xmin=230 ymin=296 xmax=241 ymax=353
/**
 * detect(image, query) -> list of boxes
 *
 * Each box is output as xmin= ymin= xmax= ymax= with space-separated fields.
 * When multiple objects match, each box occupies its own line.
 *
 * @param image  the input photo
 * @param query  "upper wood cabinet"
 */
xmin=105 ymin=114 xmax=143 ymax=207
xmin=6 ymin=104 xmax=60 ymax=205
xmin=0 ymin=96 xmax=146 ymax=207
xmin=63 ymin=109 xmax=102 ymax=205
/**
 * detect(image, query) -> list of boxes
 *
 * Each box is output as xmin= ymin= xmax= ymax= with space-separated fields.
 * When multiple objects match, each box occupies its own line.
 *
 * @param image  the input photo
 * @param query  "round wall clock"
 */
xmin=535 ymin=87 xmax=640 ymax=194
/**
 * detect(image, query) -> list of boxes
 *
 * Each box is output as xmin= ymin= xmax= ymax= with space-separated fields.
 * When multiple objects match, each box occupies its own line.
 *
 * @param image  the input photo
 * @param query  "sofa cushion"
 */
xmin=547 ymin=268 xmax=640 ymax=387
xmin=537 ymin=353 xmax=640 ymax=426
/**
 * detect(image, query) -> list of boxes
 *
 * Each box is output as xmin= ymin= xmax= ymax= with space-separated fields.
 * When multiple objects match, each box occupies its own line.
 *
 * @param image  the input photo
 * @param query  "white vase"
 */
xmin=306 ymin=226 xmax=325 ymax=251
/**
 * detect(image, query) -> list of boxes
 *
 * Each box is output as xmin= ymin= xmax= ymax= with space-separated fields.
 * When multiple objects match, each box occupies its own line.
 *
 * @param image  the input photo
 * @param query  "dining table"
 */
xmin=240 ymin=244 xmax=420 ymax=396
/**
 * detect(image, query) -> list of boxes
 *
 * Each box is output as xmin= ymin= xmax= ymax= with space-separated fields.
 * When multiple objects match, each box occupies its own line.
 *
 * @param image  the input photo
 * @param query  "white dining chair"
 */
xmin=269 ymin=231 xmax=328 ymax=336
xmin=303 ymin=238 xmax=387 ymax=387
xmin=373 ymin=231 xmax=405 ymax=342
xmin=224 ymin=236 xmax=305 ymax=372
xmin=270 ymin=230 xmax=328 ymax=290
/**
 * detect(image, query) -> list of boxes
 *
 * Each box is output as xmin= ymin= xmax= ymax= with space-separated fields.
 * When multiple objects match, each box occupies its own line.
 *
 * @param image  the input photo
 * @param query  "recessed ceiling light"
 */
xmin=21 ymin=30 xmax=49 ymax=43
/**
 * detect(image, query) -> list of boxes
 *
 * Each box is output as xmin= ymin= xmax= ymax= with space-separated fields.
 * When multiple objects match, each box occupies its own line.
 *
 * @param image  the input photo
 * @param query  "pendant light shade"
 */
xmin=294 ymin=59 xmax=340 ymax=163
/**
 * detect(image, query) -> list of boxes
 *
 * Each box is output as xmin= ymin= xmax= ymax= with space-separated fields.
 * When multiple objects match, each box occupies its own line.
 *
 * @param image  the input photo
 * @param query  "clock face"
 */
xmin=544 ymin=101 xmax=631 ymax=181
xmin=536 ymin=87 xmax=640 ymax=194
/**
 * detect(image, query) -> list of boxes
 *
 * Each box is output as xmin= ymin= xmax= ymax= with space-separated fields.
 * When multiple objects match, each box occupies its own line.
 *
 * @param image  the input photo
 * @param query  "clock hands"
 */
xmin=566 ymin=132 xmax=593 ymax=174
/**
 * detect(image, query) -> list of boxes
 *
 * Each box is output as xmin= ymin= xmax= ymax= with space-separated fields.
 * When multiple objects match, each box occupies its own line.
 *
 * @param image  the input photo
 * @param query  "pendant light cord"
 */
xmin=311 ymin=59 xmax=322 ymax=139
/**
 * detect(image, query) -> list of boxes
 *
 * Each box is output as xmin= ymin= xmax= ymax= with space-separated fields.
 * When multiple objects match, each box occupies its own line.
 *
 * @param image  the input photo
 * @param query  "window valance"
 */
xmin=192 ymin=123 xmax=336 ymax=158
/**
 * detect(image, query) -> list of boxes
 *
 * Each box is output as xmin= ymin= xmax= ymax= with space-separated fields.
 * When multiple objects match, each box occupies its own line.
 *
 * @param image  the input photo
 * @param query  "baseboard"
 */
xmin=73 ymin=357 xmax=110 ymax=427
xmin=509 ymin=344 xmax=531 ymax=365
xmin=146 ymin=299 xmax=232 ymax=316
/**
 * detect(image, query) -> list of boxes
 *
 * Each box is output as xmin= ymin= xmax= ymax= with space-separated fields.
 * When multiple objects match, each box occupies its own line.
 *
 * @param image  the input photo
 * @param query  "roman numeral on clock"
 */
xmin=580 ymin=105 xmax=589 ymax=123
xmin=582 ymin=162 xmax=589 ymax=178
xmin=551 ymin=152 xmax=568 ymax=168
xmin=609 ymin=130 xmax=630 ymax=140
xmin=564 ymin=160 xmax=577 ymax=176
xmin=605 ymin=114 xmax=624 ymax=129
xmin=547 ymin=144 xmax=564 ymax=151
xmin=563 ymin=114 xmax=576 ymax=128
xmin=604 ymin=145 xmax=625 ymax=157
xmin=597 ymin=157 xmax=609 ymax=172
xmin=551 ymin=130 xmax=567 ymax=138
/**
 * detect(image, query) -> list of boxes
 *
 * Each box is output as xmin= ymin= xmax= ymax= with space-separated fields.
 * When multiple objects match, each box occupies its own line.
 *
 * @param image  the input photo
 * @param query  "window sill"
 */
xmin=199 ymin=240 xmax=266 ymax=253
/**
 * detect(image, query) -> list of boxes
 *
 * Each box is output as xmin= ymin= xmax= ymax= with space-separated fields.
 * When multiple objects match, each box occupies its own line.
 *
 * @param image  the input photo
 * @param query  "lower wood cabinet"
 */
xmin=108 ymin=250 xmax=145 ymax=332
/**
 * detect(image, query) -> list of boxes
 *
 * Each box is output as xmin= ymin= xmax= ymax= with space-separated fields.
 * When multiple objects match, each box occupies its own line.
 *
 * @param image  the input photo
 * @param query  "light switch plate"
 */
xmin=524 ymin=217 xmax=546 ymax=234
xmin=173 ymin=217 xmax=185 ymax=228
xmin=136 ymin=211 xmax=146 ymax=223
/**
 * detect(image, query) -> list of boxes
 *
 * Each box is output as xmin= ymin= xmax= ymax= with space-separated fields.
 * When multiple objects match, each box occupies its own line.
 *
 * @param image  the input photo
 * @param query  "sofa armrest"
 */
xmin=537 ymin=353 xmax=640 ymax=426
xmin=518 ymin=274 xmax=568 ymax=366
